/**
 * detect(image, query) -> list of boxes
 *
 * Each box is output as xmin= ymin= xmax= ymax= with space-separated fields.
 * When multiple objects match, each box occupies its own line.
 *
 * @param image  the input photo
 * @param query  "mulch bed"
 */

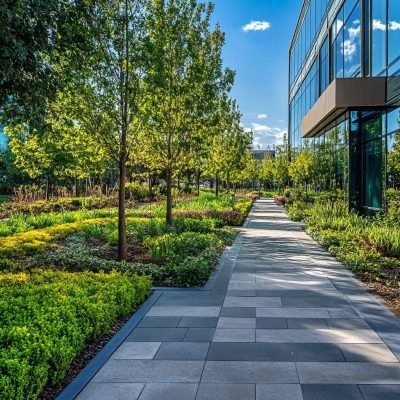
xmin=39 ymin=310 xmax=137 ymax=400
xmin=356 ymin=269 xmax=400 ymax=317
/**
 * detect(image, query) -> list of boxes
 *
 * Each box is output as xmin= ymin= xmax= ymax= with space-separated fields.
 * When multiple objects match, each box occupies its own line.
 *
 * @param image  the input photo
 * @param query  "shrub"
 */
xmin=0 ymin=218 xmax=115 ymax=258
xmin=164 ymin=248 xmax=220 ymax=287
xmin=274 ymin=195 xmax=286 ymax=206
xmin=125 ymin=182 xmax=150 ymax=201
xmin=0 ymin=270 xmax=151 ymax=400
xmin=0 ymin=196 xmax=123 ymax=218
xmin=145 ymin=232 xmax=223 ymax=262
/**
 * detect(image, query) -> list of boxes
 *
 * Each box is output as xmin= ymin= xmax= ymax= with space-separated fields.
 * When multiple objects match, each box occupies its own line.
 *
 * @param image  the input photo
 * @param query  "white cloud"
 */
xmin=389 ymin=21 xmax=400 ymax=31
xmin=245 ymin=122 xmax=287 ymax=147
xmin=242 ymin=21 xmax=271 ymax=32
xmin=373 ymin=19 xmax=386 ymax=31
xmin=257 ymin=114 xmax=268 ymax=119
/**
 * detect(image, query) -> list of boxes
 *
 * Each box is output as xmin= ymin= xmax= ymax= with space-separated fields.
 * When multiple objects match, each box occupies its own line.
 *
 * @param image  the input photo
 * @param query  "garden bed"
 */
xmin=0 ymin=193 xmax=253 ymax=399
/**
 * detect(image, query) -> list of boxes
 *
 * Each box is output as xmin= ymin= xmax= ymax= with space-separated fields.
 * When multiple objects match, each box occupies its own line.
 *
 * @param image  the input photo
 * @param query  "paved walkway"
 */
xmin=77 ymin=199 xmax=400 ymax=400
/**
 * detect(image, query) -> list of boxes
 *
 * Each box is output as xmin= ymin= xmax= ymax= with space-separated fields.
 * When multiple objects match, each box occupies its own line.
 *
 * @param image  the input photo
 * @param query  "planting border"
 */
xmin=56 ymin=291 xmax=162 ymax=400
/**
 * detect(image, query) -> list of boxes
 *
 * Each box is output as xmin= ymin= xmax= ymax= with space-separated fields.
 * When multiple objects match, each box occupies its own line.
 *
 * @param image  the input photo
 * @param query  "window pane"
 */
xmin=387 ymin=107 xmax=400 ymax=134
xmin=387 ymin=132 xmax=400 ymax=190
xmin=388 ymin=0 xmax=400 ymax=65
xmin=344 ymin=2 xmax=361 ymax=77
xmin=336 ymin=29 xmax=344 ymax=78
xmin=363 ymin=138 xmax=383 ymax=209
xmin=344 ymin=0 xmax=357 ymax=22
xmin=372 ymin=0 xmax=387 ymax=75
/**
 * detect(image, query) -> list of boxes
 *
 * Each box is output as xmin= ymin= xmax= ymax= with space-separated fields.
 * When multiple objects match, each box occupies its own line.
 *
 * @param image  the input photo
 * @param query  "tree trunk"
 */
xmin=166 ymin=168 xmax=173 ymax=225
xmin=196 ymin=170 xmax=201 ymax=196
xmin=118 ymin=158 xmax=127 ymax=261
xmin=215 ymin=174 xmax=219 ymax=197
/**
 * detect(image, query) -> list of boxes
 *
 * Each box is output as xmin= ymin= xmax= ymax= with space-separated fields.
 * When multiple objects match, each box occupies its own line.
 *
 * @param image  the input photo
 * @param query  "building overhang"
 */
xmin=301 ymin=77 xmax=387 ymax=138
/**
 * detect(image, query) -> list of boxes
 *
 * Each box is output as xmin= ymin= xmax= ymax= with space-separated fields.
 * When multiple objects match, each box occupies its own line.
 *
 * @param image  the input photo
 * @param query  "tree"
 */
xmin=0 ymin=1 xmax=91 ymax=128
xmin=141 ymin=0 xmax=233 ymax=223
xmin=242 ymin=153 xmax=259 ymax=190
xmin=289 ymin=148 xmax=314 ymax=188
xmin=273 ymin=134 xmax=290 ymax=192
xmin=260 ymin=156 xmax=274 ymax=190
xmin=48 ymin=0 xmax=151 ymax=260
xmin=204 ymin=98 xmax=251 ymax=196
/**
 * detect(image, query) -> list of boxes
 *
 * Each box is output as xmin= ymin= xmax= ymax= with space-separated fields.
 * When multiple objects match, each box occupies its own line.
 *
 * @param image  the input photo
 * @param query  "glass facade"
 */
xmin=289 ymin=0 xmax=400 ymax=211
xmin=0 ymin=125 xmax=8 ymax=151
xmin=289 ymin=0 xmax=332 ymax=87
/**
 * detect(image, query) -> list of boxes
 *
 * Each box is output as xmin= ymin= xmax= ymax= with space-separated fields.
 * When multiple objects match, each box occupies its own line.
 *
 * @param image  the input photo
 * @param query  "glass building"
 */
xmin=0 ymin=125 xmax=8 ymax=151
xmin=289 ymin=0 xmax=400 ymax=212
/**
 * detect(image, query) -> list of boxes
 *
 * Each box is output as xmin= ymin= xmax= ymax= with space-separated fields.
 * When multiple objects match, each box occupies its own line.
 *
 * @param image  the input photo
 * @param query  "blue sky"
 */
xmin=212 ymin=0 xmax=303 ymax=148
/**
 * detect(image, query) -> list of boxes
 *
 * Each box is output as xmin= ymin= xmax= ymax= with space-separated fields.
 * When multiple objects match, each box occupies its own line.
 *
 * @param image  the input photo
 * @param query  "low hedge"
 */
xmin=0 ymin=270 xmax=151 ymax=400
xmin=0 ymin=218 xmax=115 ymax=258
xmin=0 ymin=196 xmax=126 ymax=218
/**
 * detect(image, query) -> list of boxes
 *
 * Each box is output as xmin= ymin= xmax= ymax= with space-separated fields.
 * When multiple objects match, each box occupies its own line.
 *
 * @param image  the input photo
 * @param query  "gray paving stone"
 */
xmin=77 ymin=383 xmax=145 ymax=400
xmin=213 ymin=329 xmax=256 ymax=342
xmin=147 ymin=306 xmax=220 ymax=317
xmin=223 ymin=297 xmax=281 ymax=308
xmin=227 ymin=290 xmax=256 ymax=297
xmin=155 ymin=293 xmax=223 ymax=307
xmin=178 ymin=317 xmax=218 ymax=328
xmin=207 ymin=343 xmax=344 ymax=362
xmin=325 ymin=318 xmax=371 ymax=330
xmin=328 ymin=308 xmax=361 ymax=318
xmin=138 ymin=383 xmax=198 ymax=400
xmin=359 ymin=384 xmax=400 ymax=400
xmin=339 ymin=344 xmax=399 ymax=362
xmin=93 ymin=360 xmax=204 ymax=383
xmin=111 ymin=342 xmax=161 ymax=360
xmin=301 ymin=384 xmax=363 ymax=400
xmin=256 ymin=318 xmax=287 ymax=329
xmin=256 ymin=308 xmax=331 ymax=318
xmin=286 ymin=319 xmax=328 ymax=329
xmin=256 ymin=384 xmax=303 ymax=400
xmin=296 ymin=362 xmax=400 ymax=384
xmin=154 ymin=342 xmax=210 ymax=361
xmin=126 ymin=328 xmax=187 ymax=342
xmin=196 ymin=383 xmax=255 ymax=400
xmin=281 ymin=295 xmax=350 ymax=308
xmin=202 ymin=361 xmax=298 ymax=383
xmin=184 ymin=328 xmax=215 ymax=342
xmin=138 ymin=317 xmax=181 ymax=328
xmin=217 ymin=317 xmax=256 ymax=329
xmin=256 ymin=329 xmax=382 ymax=343
xmin=221 ymin=307 xmax=256 ymax=317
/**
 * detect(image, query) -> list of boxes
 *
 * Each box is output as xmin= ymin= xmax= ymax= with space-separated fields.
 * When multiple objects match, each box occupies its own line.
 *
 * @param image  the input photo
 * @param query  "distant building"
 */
xmin=0 ymin=125 xmax=8 ymax=151
xmin=253 ymin=149 xmax=275 ymax=163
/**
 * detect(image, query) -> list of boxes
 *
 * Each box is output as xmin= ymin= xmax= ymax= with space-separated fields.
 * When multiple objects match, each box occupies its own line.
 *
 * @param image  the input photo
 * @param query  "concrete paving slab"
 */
xmin=296 ymin=362 xmax=400 ymax=384
xmin=138 ymin=383 xmax=198 ymax=400
xmin=256 ymin=384 xmax=303 ymax=400
xmin=201 ymin=361 xmax=299 ymax=383
xmin=154 ymin=342 xmax=210 ymax=361
xmin=92 ymin=360 xmax=204 ymax=383
xmin=196 ymin=383 xmax=255 ymax=400
xmin=77 ymin=383 xmax=145 ymax=400
xmin=111 ymin=342 xmax=161 ymax=360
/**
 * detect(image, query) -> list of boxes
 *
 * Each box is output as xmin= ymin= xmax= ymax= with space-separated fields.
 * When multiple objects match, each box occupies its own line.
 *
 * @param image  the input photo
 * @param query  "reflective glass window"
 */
xmin=388 ymin=0 xmax=400 ymax=65
xmin=387 ymin=108 xmax=400 ymax=134
xmin=371 ymin=0 xmax=387 ymax=75
xmin=344 ymin=2 xmax=361 ymax=77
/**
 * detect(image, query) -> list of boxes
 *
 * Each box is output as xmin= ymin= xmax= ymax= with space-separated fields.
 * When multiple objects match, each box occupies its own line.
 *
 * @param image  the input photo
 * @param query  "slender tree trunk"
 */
xmin=46 ymin=177 xmax=50 ymax=201
xmin=215 ymin=174 xmax=219 ymax=197
xmin=196 ymin=170 xmax=201 ymax=196
xmin=166 ymin=168 xmax=173 ymax=224
xmin=118 ymin=158 xmax=127 ymax=261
